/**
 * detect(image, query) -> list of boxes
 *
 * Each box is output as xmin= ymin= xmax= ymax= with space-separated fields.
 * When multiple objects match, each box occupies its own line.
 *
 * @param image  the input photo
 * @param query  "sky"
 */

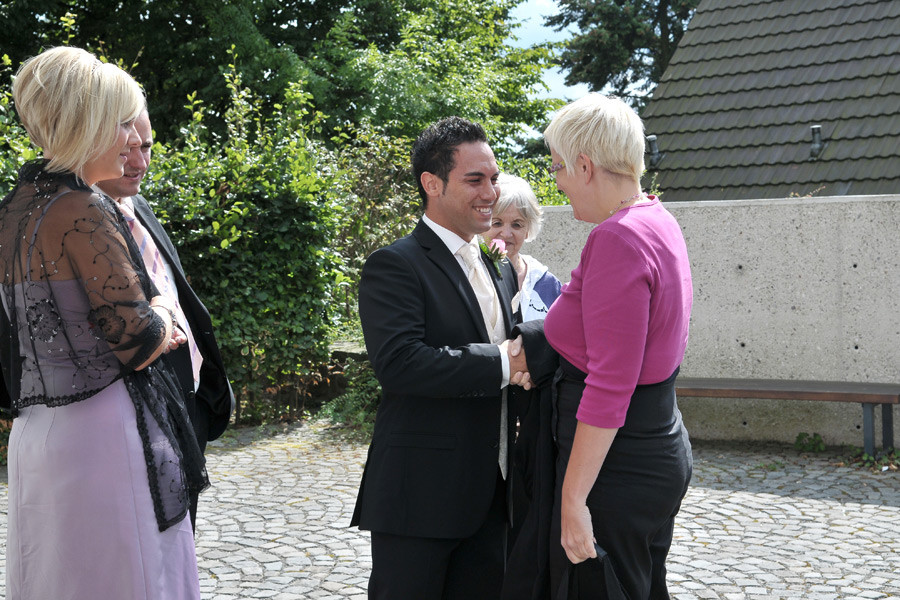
xmin=508 ymin=0 xmax=591 ymax=101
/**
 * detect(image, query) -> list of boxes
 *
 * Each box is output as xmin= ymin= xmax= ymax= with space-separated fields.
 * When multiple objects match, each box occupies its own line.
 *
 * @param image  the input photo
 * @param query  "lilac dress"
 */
xmin=1 ymin=163 xmax=204 ymax=599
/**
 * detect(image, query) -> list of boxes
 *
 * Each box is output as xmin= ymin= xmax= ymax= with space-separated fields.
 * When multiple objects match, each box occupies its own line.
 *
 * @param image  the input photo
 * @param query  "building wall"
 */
xmin=527 ymin=195 xmax=900 ymax=448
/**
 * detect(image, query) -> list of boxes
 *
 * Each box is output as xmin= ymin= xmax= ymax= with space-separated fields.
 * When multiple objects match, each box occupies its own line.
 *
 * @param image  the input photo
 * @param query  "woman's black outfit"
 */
xmin=549 ymin=357 xmax=692 ymax=599
xmin=503 ymin=321 xmax=692 ymax=600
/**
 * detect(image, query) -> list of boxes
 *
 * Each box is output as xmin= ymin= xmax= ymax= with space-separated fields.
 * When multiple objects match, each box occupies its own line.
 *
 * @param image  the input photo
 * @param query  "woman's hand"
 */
xmin=559 ymin=422 xmax=619 ymax=564
xmin=165 ymin=326 xmax=187 ymax=352
xmin=561 ymin=500 xmax=597 ymax=564
xmin=138 ymin=295 xmax=186 ymax=367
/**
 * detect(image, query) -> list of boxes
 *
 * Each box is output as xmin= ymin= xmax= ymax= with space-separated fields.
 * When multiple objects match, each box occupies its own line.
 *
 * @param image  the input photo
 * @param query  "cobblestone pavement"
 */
xmin=2 ymin=420 xmax=900 ymax=599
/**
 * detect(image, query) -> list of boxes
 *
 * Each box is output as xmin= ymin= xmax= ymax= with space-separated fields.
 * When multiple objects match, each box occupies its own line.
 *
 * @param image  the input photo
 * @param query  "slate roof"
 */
xmin=640 ymin=0 xmax=900 ymax=201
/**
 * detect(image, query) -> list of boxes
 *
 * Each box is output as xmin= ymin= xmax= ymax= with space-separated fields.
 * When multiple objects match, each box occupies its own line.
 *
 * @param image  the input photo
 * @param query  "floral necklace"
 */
xmin=610 ymin=192 xmax=645 ymax=216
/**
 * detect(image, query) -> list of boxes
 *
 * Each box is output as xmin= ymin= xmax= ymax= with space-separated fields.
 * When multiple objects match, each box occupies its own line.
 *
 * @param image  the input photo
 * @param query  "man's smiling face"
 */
xmin=425 ymin=141 xmax=500 ymax=242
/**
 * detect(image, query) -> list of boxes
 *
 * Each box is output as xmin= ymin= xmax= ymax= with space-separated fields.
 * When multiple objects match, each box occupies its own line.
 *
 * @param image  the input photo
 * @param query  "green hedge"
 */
xmin=1 ymin=56 xmax=343 ymax=424
xmin=142 ymin=66 xmax=344 ymax=423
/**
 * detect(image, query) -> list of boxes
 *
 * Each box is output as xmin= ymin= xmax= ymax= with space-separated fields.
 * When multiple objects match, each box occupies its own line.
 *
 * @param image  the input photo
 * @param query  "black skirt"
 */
xmin=550 ymin=358 xmax=693 ymax=600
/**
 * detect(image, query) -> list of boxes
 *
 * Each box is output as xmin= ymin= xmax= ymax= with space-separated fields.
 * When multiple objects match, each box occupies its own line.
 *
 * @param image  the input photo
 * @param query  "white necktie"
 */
xmin=457 ymin=242 xmax=508 ymax=479
xmin=457 ymin=243 xmax=502 ymax=340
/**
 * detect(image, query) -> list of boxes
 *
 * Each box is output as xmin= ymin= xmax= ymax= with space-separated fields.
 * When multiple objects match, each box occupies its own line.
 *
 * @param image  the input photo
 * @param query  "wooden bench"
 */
xmin=674 ymin=378 xmax=900 ymax=456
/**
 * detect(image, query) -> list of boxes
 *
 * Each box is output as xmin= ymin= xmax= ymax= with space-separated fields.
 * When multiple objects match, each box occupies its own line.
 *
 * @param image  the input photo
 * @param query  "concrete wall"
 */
xmin=526 ymin=195 xmax=900 ymax=447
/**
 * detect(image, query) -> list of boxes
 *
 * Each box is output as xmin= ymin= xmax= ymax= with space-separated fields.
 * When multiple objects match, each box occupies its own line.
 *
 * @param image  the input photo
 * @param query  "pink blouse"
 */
xmin=544 ymin=197 xmax=692 ymax=428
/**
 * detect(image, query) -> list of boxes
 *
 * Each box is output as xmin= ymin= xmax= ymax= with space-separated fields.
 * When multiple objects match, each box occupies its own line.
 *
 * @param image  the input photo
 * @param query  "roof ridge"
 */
xmin=652 ymin=70 xmax=900 ymax=101
xmin=649 ymin=113 xmax=900 ymax=137
xmin=649 ymin=129 xmax=900 ymax=152
xmin=680 ymin=11 xmax=900 ymax=49
xmin=688 ymin=0 xmax=885 ymax=31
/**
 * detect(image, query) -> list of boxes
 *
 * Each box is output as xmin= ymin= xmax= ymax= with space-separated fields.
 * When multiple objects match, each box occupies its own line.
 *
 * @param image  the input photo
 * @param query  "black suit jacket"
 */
xmin=132 ymin=195 xmax=234 ymax=442
xmin=351 ymin=220 xmax=518 ymax=539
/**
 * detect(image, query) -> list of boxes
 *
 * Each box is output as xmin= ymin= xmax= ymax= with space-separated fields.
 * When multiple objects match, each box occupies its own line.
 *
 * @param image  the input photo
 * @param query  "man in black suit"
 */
xmin=96 ymin=109 xmax=234 ymax=530
xmin=351 ymin=116 xmax=528 ymax=599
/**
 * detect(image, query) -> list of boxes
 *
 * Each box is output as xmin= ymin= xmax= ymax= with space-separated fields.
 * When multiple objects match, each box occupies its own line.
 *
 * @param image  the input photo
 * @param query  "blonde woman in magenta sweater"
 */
xmin=541 ymin=94 xmax=693 ymax=599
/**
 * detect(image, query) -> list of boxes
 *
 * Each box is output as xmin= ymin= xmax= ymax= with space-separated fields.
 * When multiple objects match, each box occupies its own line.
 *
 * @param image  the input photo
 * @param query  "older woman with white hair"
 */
xmin=485 ymin=173 xmax=561 ymax=322
xmin=538 ymin=93 xmax=694 ymax=599
xmin=0 ymin=47 xmax=204 ymax=599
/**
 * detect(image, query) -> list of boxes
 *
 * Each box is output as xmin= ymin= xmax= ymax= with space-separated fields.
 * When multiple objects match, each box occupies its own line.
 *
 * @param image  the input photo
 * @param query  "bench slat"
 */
xmin=675 ymin=378 xmax=900 ymax=404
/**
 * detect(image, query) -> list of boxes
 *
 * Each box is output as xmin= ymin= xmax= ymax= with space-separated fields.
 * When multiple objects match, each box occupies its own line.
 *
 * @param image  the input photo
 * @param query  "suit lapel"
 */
xmin=413 ymin=221 xmax=491 ymax=342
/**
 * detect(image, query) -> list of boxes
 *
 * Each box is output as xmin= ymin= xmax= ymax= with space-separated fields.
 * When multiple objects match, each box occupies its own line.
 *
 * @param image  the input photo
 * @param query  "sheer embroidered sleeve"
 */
xmin=36 ymin=190 xmax=168 ymax=370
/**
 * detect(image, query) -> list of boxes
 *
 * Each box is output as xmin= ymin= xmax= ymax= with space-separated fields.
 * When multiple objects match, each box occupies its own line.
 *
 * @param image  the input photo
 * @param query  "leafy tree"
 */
xmin=0 ymin=0 xmax=392 ymax=138
xmin=1 ymin=0 xmax=554 ymax=146
xmin=300 ymin=0 xmax=559 ymax=151
xmin=547 ymin=0 xmax=700 ymax=107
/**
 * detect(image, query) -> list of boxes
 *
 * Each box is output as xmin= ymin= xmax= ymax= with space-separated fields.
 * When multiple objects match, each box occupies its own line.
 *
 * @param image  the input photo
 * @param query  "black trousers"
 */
xmin=368 ymin=469 xmax=507 ymax=600
xmin=549 ymin=362 xmax=692 ymax=600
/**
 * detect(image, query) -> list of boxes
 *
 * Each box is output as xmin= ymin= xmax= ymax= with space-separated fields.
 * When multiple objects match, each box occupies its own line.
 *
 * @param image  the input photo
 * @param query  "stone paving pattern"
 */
xmin=1 ymin=420 xmax=900 ymax=599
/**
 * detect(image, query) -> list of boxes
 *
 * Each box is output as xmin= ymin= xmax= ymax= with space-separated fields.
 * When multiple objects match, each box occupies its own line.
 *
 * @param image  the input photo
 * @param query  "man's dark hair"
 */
xmin=411 ymin=116 xmax=488 ymax=208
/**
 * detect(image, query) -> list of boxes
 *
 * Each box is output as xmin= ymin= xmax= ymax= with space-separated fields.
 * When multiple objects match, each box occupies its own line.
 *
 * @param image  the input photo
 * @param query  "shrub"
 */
xmin=794 ymin=432 xmax=826 ymax=453
xmin=325 ymin=124 xmax=419 ymax=319
xmin=134 ymin=56 xmax=342 ymax=423
xmin=319 ymin=358 xmax=381 ymax=437
xmin=0 ymin=54 xmax=39 ymax=194
xmin=500 ymin=155 xmax=570 ymax=206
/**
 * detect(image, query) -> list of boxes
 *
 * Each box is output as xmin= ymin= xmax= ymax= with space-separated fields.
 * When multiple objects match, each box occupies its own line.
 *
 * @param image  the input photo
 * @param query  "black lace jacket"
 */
xmin=0 ymin=161 xmax=207 ymax=531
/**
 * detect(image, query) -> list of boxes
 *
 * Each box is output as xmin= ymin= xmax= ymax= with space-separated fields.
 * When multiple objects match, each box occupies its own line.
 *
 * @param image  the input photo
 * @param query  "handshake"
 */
xmin=501 ymin=335 xmax=532 ymax=390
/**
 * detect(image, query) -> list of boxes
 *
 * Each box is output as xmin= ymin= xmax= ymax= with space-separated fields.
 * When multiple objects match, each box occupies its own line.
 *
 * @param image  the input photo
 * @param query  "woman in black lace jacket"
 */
xmin=0 ymin=46 xmax=206 ymax=599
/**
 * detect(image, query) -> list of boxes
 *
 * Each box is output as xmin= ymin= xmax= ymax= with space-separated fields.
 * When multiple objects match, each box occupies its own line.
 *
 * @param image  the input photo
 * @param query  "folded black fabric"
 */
xmin=557 ymin=543 xmax=629 ymax=600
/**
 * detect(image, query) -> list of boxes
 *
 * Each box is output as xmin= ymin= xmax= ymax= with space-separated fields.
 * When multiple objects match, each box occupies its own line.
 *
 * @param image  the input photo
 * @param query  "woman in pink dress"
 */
xmin=0 ymin=47 xmax=205 ymax=599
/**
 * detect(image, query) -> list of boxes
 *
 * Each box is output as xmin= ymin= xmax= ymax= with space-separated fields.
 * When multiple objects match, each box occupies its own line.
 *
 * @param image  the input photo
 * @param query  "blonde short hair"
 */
xmin=495 ymin=173 xmax=543 ymax=242
xmin=12 ymin=46 xmax=144 ymax=176
xmin=543 ymin=93 xmax=645 ymax=183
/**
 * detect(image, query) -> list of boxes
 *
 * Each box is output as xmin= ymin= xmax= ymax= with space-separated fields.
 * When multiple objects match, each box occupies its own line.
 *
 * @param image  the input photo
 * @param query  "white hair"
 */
xmin=543 ymin=93 xmax=645 ymax=183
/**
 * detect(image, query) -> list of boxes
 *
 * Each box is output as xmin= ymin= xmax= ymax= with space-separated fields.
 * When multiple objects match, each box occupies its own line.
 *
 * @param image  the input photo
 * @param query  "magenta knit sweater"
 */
xmin=544 ymin=198 xmax=693 ymax=428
